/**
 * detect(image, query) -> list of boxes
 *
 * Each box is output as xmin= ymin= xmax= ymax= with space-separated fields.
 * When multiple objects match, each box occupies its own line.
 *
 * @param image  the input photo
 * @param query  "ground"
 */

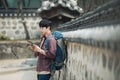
xmin=0 ymin=58 xmax=37 ymax=80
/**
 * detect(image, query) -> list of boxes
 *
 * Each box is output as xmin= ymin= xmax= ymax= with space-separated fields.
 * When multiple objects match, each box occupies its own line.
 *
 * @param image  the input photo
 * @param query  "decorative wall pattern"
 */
xmin=0 ymin=15 xmax=41 ymax=40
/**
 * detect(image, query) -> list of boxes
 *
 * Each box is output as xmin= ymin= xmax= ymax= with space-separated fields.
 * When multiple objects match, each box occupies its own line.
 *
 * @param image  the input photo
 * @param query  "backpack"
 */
xmin=45 ymin=31 xmax=67 ymax=71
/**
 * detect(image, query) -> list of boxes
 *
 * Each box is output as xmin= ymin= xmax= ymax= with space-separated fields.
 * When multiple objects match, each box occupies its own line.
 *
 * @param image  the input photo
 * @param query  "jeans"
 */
xmin=37 ymin=74 xmax=51 ymax=80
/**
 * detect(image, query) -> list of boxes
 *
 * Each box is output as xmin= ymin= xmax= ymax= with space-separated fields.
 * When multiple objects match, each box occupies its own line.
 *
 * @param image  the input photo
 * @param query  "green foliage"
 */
xmin=0 ymin=34 xmax=10 ymax=40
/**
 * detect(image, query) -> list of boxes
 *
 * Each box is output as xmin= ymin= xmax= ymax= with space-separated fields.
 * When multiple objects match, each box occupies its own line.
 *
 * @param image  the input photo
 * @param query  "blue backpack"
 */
xmin=45 ymin=31 xmax=67 ymax=71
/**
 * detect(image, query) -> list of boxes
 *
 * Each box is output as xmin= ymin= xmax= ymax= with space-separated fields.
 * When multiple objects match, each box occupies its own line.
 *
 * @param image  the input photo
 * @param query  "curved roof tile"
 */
xmin=37 ymin=0 xmax=84 ymax=13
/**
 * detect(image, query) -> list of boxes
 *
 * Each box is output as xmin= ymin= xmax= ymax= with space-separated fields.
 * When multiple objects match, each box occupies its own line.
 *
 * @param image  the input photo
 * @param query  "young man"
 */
xmin=29 ymin=19 xmax=56 ymax=80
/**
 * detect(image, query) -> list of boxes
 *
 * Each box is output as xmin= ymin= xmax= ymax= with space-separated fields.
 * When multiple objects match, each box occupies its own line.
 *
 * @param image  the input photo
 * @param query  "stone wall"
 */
xmin=53 ymin=27 xmax=120 ymax=80
xmin=0 ymin=41 xmax=37 ymax=59
xmin=55 ymin=42 xmax=119 ymax=80
xmin=54 ymin=0 xmax=120 ymax=80
xmin=0 ymin=12 xmax=41 ymax=40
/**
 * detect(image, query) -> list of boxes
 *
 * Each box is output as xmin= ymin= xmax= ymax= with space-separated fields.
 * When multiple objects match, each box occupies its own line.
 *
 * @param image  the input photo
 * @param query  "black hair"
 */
xmin=39 ymin=19 xmax=52 ymax=28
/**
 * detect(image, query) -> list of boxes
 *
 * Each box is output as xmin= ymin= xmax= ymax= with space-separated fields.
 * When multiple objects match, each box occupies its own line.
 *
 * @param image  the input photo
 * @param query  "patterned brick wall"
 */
xmin=0 ymin=14 xmax=41 ymax=40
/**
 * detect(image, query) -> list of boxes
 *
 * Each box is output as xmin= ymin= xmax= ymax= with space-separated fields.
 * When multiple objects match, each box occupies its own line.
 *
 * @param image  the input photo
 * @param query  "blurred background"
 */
xmin=0 ymin=0 xmax=120 ymax=80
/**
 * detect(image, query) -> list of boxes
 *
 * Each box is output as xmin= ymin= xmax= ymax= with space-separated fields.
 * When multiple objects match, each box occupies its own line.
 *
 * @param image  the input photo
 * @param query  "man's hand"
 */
xmin=28 ymin=44 xmax=46 ymax=55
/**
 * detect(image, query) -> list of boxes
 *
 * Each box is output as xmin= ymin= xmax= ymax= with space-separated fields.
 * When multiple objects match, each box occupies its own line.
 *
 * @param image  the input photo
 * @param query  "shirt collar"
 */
xmin=44 ymin=33 xmax=51 ymax=38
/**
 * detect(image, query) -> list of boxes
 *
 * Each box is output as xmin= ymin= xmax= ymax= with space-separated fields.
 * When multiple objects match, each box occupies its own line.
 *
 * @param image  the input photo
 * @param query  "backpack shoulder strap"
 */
xmin=45 ymin=34 xmax=55 ymax=50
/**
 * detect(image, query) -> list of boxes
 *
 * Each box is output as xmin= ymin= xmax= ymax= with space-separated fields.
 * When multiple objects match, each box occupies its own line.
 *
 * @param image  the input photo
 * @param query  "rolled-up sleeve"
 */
xmin=45 ymin=38 xmax=56 ymax=59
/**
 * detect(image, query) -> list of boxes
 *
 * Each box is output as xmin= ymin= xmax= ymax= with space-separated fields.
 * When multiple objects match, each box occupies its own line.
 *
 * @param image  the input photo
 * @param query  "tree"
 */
xmin=0 ymin=0 xmax=8 ymax=10
xmin=18 ymin=0 xmax=30 ymax=40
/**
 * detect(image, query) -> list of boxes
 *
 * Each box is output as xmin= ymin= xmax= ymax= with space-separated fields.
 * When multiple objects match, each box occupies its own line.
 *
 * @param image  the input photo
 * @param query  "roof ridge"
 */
xmin=37 ymin=0 xmax=83 ymax=13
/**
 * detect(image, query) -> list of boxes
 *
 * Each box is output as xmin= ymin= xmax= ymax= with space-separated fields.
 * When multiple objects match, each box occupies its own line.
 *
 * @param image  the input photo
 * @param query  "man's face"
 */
xmin=39 ymin=27 xmax=49 ymax=36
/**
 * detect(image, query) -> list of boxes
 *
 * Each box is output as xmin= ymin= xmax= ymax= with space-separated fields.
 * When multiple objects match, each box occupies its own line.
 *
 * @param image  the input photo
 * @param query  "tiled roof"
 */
xmin=37 ymin=0 xmax=83 ymax=13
